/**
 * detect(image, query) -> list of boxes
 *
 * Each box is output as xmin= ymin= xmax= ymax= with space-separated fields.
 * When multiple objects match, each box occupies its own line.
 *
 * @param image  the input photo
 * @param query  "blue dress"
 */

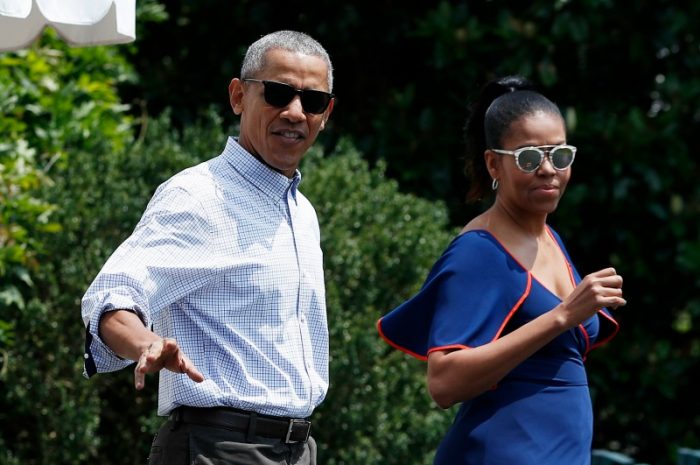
xmin=377 ymin=229 xmax=619 ymax=465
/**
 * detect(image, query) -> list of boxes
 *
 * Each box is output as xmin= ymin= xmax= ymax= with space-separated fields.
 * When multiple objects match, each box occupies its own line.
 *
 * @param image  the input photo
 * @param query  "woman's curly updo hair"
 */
xmin=463 ymin=75 xmax=564 ymax=202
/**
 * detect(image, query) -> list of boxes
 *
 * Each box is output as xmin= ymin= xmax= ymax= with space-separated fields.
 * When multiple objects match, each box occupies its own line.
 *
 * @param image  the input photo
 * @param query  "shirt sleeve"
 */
xmin=81 ymin=181 xmax=217 ymax=377
xmin=377 ymin=231 xmax=530 ymax=360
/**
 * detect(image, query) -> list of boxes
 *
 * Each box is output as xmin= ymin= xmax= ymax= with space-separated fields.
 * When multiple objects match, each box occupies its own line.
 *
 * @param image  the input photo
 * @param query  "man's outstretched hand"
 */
xmin=134 ymin=337 xmax=205 ymax=390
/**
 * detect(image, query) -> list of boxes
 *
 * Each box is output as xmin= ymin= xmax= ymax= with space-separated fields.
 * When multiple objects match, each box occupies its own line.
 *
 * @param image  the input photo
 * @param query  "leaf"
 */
xmin=0 ymin=285 xmax=25 ymax=310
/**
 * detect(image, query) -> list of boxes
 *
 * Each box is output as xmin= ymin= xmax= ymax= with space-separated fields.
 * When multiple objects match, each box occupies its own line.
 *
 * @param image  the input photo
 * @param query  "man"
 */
xmin=81 ymin=30 xmax=335 ymax=465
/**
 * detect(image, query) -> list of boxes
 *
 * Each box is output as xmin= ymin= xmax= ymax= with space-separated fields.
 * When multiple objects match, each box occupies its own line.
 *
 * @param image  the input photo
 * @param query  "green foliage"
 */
xmin=302 ymin=140 xmax=457 ymax=465
xmin=0 ymin=30 xmax=134 ymax=465
xmin=0 ymin=299 xmax=100 ymax=465
xmin=0 ymin=27 xmax=133 ymax=316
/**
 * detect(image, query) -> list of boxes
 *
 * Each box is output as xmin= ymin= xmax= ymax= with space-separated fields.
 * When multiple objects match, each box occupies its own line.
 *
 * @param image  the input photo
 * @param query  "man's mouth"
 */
xmin=274 ymin=130 xmax=305 ymax=140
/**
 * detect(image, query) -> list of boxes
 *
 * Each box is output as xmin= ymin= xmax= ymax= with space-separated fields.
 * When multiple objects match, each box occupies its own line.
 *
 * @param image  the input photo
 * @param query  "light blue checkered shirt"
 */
xmin=82 ymin=137 xmax=329 ymax=418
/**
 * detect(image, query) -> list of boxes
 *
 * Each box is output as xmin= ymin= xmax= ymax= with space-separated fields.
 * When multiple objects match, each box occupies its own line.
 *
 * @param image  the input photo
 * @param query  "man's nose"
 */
xmin=281 ymin=95 xmax=306 ymax=122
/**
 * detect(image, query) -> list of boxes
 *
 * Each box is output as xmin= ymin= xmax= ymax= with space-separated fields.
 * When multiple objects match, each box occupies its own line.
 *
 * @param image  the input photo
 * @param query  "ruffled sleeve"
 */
xmin=377 ymin=230 xmax=531 ymax=360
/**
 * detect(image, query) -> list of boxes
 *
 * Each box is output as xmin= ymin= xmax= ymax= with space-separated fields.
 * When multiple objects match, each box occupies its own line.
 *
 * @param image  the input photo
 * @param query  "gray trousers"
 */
xmin=147 ymin=419 xmax=317 ymax=465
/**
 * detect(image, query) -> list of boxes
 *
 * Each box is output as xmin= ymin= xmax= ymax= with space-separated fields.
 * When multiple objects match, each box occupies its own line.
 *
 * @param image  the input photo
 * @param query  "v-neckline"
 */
xmin=462 ymin=228 xmax=577 ymax=302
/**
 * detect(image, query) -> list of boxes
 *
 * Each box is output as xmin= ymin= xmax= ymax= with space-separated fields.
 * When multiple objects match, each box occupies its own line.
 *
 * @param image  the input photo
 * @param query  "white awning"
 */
xmin=0 ymin=0 xmax=135 ymax=51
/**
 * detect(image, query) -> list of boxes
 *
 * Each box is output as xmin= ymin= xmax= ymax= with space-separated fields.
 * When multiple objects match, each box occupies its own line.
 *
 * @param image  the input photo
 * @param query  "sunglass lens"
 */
xmin=517 ymin=149 xmax=542 ymax=172
xmin=261 ymin=81 xmax=331 ymax=114
xmin=551 ymin=147 xmax=575 ymax=169
xmin=264 ymin=82 xmax=296 ymax=108
xmin=301 ymin=90 xmax=331 ymax=114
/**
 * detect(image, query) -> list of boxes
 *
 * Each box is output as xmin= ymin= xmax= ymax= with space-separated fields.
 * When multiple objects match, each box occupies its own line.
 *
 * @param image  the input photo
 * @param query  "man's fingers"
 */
xmin=133 ymin=337 xmax=205 ymax=388
xmin=134 ymin=359 xmax=147 ymax=390
xmin=133 ymin=338 xmax=166 ymax=390
xmin=161 ymin=338 xmax=178 ymax=352
xmin=184 ymin=363 xmax=206 ymax=383
xmin=177 ymin=353 xmax=205 ymax=382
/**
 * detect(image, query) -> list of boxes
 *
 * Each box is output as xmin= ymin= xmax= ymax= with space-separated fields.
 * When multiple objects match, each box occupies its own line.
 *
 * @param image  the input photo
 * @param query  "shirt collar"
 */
xmin=223 ymin=137 xmax=301 ymax=202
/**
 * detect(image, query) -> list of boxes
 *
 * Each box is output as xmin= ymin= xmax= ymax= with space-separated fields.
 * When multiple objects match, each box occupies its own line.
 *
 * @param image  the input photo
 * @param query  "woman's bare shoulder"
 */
xmin=460 ymin=212 xmax=491 ymax=235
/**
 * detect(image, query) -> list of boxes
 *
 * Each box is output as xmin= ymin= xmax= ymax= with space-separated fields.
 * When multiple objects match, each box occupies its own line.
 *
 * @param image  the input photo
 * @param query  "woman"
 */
xmin=377 ymin=75 xmax=625 ymax=464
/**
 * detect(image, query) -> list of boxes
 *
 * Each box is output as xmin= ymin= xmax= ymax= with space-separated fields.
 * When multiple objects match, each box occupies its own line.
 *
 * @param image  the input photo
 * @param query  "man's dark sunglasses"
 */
xmin=243 ymin=79 xmax=334 ymax=114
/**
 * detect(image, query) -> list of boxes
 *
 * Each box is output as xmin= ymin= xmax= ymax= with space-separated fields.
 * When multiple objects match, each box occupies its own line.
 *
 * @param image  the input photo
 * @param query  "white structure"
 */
xmin=0 ymin=0 xmax=135 ymax=51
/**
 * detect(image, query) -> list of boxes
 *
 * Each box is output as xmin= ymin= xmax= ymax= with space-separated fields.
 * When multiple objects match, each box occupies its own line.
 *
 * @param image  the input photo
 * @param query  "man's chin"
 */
xmin=264 ymin=156 xmax=303 ymax=177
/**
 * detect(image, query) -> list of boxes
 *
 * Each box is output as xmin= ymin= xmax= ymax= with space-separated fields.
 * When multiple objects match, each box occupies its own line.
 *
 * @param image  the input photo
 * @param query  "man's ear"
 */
xmin=228 ymin=78 xmax=244 ymax=115
xmin=319 ymin=98 xmax=335 ymax=131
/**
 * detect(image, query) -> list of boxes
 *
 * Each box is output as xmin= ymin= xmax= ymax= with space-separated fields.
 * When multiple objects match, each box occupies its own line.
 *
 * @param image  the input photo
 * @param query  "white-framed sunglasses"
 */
xmin=490 ymin=144 xmax=577 ymax=173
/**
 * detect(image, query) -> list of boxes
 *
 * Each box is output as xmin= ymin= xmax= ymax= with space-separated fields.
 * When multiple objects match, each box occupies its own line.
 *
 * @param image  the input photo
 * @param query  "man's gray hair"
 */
xmin=241 ymin=30 xmax=334 ymax=92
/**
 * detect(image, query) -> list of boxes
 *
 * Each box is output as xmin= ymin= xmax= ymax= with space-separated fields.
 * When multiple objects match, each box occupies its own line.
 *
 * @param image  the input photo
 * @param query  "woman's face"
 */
xmin=487 ymin=110 xmax=571 ymax=216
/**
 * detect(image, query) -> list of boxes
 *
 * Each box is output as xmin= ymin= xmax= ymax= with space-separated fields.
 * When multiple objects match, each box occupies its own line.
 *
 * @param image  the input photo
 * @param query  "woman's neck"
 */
xmin=489 ymin=200 xmax=548 ymax=240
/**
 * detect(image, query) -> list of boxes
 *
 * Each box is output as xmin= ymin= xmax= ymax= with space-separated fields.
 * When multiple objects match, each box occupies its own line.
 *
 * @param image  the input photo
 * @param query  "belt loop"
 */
xmin=170 ymin=408 xmax=182 ymax=431
xmin=245 ymin=412 xmax=257 ymax=443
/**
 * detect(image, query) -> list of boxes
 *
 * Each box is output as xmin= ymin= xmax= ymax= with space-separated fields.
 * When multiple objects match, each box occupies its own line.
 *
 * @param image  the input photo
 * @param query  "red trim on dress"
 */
xmin=493 ymin=272 xmax=532 ymax=341
xmin=427 ymin=344 xmax=471 ymax=356
xmin=590 ymin=309 xmax=620 ymax=349
xmin=578 ymin=323 xmax=591 ymax=360
xmin=376 ymin=318 xmax=429 ymax=361
xmin=472 ymin=232 xmax=533 ymax=342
